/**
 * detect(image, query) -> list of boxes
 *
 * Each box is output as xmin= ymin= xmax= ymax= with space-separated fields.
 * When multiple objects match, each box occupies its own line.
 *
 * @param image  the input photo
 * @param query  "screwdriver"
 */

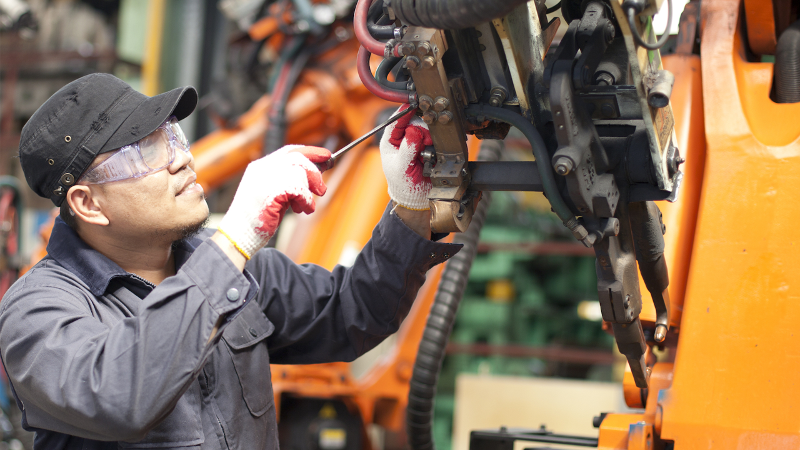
xmin=316 ymin=105 xmax=416 ymax=172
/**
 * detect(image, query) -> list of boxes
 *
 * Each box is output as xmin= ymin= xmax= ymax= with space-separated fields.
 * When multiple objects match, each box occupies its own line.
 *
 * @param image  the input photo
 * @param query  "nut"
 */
xmin=422 ymin=111 xmax=438 ymax=124
xmin=554 ymin=157 xmax=574 ymax=176
xmin=437 ymin=111 xmax=453 ymax=124
xmin=419 ymin=95 xmax=434 ymax=112
xmin=433 ymin=97 xmax=449 ymax=112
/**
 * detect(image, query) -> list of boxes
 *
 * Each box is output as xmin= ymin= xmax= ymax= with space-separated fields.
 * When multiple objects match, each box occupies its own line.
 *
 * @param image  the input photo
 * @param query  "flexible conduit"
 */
xmin=406 ymin=139 xmax=502 ymax=450
xmin=391 ymin=0 xmax=529 ymax=30
xmin=774 ymin=19 xmax=800 ymax=103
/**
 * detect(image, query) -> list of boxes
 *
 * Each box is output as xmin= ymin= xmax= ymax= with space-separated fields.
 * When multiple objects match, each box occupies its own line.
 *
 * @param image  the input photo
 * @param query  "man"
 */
xmin=0 ymin=73 xmax=459 ymax=448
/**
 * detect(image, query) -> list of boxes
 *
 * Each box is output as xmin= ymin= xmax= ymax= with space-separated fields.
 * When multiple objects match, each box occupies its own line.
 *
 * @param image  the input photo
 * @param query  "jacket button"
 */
xmin=249 ymin=327 xmax=258 ymax=337
xmin=429 ymin=252 xmax=436 ymax=259
xmin=443 ymin=252 xmax=450 ymax=259
xmin=226 ymin=288 xmax=240 ymax=302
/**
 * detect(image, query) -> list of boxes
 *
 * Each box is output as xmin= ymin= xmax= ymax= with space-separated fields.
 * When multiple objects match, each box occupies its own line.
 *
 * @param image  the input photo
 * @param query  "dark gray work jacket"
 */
xmin=0 ymin=204 xmax=459 ymax=449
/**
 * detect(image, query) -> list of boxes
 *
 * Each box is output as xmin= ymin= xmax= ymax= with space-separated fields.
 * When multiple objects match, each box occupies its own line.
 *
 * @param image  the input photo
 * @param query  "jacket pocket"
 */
xmin=221 ymin=301 xmax=275 ymax=417
xmin=119 ymin=382 xmax=204 ymax=448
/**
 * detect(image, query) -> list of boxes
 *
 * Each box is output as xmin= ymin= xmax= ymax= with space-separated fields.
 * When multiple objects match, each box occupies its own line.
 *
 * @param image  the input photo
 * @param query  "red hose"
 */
xmin=357 ymin=46 xmax=411 ymax=103
xmin=354 ymin=0 xmax=397 ymax=56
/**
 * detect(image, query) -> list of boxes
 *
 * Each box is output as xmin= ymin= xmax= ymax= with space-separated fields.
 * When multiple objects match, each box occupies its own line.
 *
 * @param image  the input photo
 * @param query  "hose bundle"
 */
xmin=390 ymin=0 xmax=530 ymax=30
xmin=406 ymin=139 xmax=502 ymax=450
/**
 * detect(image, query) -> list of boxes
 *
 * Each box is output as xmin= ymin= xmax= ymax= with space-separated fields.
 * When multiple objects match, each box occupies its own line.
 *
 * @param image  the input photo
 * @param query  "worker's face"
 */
xmin=87 ymin=138 xmax=209 ymax=243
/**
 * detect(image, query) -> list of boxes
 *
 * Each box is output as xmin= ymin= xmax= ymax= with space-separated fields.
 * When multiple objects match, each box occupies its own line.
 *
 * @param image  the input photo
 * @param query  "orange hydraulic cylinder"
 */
xmin=659 ymin=0 xmax=800 ymax=447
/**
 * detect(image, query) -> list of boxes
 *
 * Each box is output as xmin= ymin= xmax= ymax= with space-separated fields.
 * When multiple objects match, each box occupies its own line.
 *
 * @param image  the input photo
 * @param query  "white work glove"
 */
xmin=379 ymin=105 xmax=432 ymax=210
xmin=218 ymin=145 xmax=330 ymax=259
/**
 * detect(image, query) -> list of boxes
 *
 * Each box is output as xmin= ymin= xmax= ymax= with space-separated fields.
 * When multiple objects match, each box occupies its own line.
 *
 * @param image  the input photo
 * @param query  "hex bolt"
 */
xmin=554 ymin=157 xmax=574 ymax=176
xmin=406 ymin=56 xmax=421 ymax=69
xmin=400 ymin=42 xmax=416 ymax=56
xmin=418 ymin=41 xmax=431 ymax=55
xmin=623 ymin=295 xmax=631 ymax=308
xmin=595 ymin=72 xmax=615 ymax=86
xmin=654 ymin=324 xmax=667 ymax=342
xmin=437 ymin=111 xmax=453 ymax=124
xmin=419 ymin=95 xmax=434 ymax=112
xmin=433 ymin=96 xmax=450 ymax=112
xmin=488 ymin=86 xmax=508 ymax=107
xmin=421 ymin=56 xmax=436 ymax=69
xmin=422 ymin=110 xmax=438 ymax=124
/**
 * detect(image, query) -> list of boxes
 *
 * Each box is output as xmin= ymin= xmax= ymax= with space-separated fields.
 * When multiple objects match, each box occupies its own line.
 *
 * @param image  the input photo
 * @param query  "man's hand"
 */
xmin=380 ymin=105 xmax=432 ymax=211
xmin=216 ymin=145 xmax=330 ymax=260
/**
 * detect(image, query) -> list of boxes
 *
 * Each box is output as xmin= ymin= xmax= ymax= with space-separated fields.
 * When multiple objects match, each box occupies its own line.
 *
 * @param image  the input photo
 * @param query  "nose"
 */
xmin=168 ymin=147 xmax=194 ymax=173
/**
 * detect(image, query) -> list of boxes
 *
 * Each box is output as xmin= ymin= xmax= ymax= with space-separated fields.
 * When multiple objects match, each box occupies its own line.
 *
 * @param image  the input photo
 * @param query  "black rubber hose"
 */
xmin=368 ymin=0 xmax=396 ymax=40
xmin=391 ymin=0 xmax=530 ymax=30
xmin=406 ymin=139 xmax=502 ymax=450
xmin=626 ymin=0 xmax=672 ymax=51
xmin=376 ymin=57 xmax=409 ymax=90
xmin=774 ymin=19 xmax=800 ymax=103
xmin=464 ymin=104 xmax=576 ymax=228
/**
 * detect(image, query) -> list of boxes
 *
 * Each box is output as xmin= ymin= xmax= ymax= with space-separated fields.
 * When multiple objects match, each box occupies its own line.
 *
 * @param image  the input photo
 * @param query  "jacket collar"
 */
xmin=46 ymin=217 xmax=200 ymax=297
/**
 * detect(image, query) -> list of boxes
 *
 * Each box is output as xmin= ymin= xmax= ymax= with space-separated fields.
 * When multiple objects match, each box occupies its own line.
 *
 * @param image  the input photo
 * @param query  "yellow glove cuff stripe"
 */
xmin=217 ymin=228 xmax=252 ymax=260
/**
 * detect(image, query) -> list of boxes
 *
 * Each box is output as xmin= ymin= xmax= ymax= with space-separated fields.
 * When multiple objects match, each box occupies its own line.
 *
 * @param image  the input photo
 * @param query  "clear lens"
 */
xmin=79 ymin=116 xmax=191 ymax=185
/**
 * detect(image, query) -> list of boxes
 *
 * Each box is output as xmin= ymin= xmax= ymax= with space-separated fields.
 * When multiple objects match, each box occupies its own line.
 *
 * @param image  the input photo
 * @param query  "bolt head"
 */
xmin=421 ymin=56 xmax=436 ymax=69
xmin=437 ymin=111 xmax=453 ymax=124
xmin=406 ymin=56 xmax=420 ymax=69
xmin=419 ymin=95 xmax=433 ymax=111
xmin=433 ymin=97 xmax=449 ymax=112
xmin=422 ymin=111 xmax=437 ymax=124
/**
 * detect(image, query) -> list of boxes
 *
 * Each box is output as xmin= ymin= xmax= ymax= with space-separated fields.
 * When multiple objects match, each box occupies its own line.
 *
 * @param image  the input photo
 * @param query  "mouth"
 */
xmin=176 ymin=174 xmax=203 ymax=197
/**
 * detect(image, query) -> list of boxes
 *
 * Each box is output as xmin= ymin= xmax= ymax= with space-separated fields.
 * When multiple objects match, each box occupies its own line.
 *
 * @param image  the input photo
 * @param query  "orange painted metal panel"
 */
xmin=743 ymin=0 xmax=777 ymax=55
xmin=659 ymin=0 xmax=800 ymax=446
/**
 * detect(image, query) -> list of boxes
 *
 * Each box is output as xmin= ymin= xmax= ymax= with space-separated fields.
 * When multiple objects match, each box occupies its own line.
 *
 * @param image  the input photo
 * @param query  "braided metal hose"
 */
xmin=406 ymin=139 xmax=503 ymax=450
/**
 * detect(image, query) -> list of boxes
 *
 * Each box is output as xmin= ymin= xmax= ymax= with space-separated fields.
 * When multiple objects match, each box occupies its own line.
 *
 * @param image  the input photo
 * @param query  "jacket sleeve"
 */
xmin=250 ymin=203 xmax=462 ymax=364
xmin=0 ymin=239 xmax=252 ymax=442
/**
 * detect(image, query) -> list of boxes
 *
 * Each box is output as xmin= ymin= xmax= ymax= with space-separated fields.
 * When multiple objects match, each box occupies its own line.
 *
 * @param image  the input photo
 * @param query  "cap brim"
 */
xmin=99 ymin=85 xmax=198 ymax=154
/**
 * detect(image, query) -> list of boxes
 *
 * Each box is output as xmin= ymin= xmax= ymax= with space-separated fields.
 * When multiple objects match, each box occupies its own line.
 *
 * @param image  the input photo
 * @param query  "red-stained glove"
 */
xmin=379 ymin=105 xmax=433 ymax=210
xmin=218 ymin=145 xmax=330 ymax=258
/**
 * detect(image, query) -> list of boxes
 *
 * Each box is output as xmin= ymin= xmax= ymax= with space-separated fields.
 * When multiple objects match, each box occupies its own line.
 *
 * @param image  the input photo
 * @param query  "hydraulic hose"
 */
xmin=390 ymin=0 xmax=529 ymax=30
xmin=464 ymin=104 xmax=576 ymax=228
xmin=774 ymin=19 xmax=800 ymax=103
xmin=355 ymin=0 xmax=398 ymax=56
xmin=406 ymin=139 xmax=502 ymax=450
xmin=376 ymin=57 xmax=409 ymax=90
xmin=368 ymin=1 xmax=396 ymax=40
xmin=357 ymin=46 xmax=414 ymax=103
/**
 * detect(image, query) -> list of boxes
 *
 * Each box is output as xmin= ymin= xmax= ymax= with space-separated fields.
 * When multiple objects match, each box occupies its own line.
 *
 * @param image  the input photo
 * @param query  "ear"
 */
xmin=67 ymin=185 xmax=109 ymax=227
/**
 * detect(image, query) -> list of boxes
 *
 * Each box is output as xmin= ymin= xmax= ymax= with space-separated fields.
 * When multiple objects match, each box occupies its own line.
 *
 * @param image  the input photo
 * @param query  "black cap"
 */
xmin=18 ymin=73 xmax=198 ymax=206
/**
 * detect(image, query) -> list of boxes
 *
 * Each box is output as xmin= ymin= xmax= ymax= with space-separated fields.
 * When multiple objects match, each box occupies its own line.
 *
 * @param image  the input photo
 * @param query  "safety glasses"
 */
xmin=79 ymin=116 xmax=190 ymax=185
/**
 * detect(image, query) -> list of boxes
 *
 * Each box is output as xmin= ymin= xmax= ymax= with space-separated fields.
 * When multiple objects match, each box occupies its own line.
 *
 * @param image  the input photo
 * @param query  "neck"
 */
xmin=77 ymin=226 xmax=177 ymax=286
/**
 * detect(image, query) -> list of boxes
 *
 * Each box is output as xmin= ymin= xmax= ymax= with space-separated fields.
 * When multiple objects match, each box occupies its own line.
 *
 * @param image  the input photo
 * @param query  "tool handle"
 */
xmin=316 ymin=158 xmax=334 ymax=173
